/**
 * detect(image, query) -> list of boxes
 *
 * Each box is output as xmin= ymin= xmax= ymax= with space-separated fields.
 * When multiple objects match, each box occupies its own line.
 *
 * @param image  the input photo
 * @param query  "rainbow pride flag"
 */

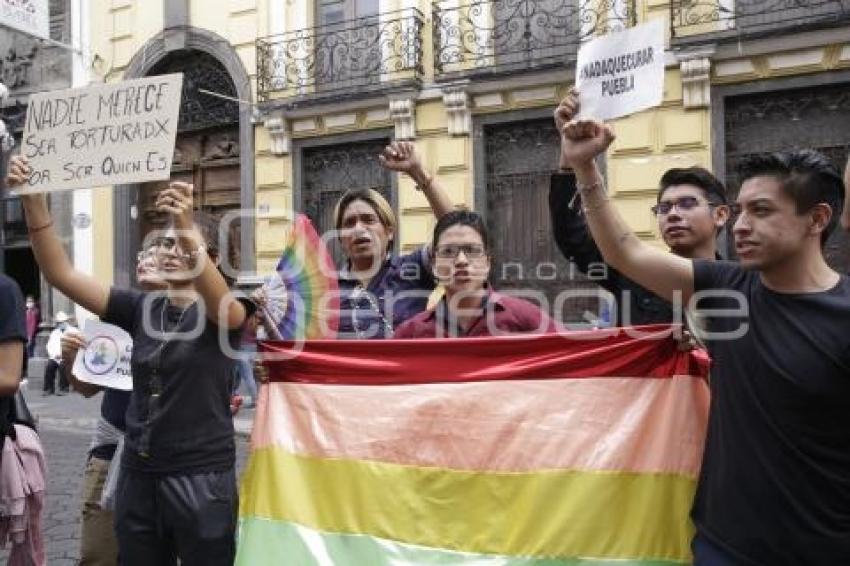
xmin=238 ymin=327 xmax=710 ymax=565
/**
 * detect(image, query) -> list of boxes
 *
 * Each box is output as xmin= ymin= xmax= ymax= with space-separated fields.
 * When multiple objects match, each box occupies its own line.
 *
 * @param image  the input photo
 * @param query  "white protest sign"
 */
xmin=576 ymin=19 xmax=664 ymax=121
xmin=15 ymin=73 xmax=183 ymax=194
xmin=1 ymin=0 xmax=49 ymax=39
xmin=72 ymin=320 xmax=133 ymax=391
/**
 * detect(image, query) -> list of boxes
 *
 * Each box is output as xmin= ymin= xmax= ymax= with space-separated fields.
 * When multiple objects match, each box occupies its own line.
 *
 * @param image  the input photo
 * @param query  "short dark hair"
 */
xmin=658 ymin=167 xmax=727 ymax=205
xmin=737 ymin=150 xmax=845 ymax=245
xmin=432 ymin=210 xmax=490 ymax=252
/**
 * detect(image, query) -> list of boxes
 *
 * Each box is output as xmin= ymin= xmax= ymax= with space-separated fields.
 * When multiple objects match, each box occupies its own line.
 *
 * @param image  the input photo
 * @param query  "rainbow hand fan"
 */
xmin=261 ymin=214 xmax=339 ymax=340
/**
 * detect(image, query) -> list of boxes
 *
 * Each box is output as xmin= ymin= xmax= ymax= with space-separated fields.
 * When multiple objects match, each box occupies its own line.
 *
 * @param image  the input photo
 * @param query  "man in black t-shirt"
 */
xmin=558 ymin=90 xmax=849 ymax=565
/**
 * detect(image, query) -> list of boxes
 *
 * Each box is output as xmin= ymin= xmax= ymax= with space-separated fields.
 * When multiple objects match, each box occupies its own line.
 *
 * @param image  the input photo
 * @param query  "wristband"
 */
xmin=27 ymin=219 xmax=53 ymax=234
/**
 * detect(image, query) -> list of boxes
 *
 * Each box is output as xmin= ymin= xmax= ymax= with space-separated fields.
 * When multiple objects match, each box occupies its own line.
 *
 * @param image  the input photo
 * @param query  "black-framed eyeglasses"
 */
xmin=435 ymin=244 xmax=486 ymax=259
xmin=651 ymin=196 xmax=712 ymax=216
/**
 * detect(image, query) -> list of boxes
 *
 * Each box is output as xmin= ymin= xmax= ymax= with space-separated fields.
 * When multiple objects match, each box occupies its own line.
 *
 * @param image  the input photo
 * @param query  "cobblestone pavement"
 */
xmin=1 ymin=379 xmax=253 ymax=564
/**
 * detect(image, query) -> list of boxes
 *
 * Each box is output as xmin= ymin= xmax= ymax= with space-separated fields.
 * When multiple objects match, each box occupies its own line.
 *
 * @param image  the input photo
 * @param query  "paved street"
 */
xmin=1 ymin=379 xmax=253 ymax=564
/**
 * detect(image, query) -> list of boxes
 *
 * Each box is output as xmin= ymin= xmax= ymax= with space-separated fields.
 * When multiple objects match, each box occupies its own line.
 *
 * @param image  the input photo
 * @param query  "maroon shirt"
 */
xmin=394 ymin=290 xmax=555 ymax=338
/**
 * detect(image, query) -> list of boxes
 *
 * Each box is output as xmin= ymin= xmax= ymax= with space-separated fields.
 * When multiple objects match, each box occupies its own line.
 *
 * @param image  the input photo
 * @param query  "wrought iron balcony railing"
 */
xmin=671 ymin=0 xmax=850 ymax=42
xmin=433 ymin=0 xmax=636 ymax=80
xmin=256 ymin=8 xmax=424 ymax=104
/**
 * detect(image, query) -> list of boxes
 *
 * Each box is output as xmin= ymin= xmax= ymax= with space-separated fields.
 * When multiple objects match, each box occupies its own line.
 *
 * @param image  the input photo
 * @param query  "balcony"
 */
xmin=671 ymin=0 xmax=850 ymax=43
xmin=433 ymin=0 xmax=636 ymax=81
xmin=256 ymin=8 xmax=424 ymax=105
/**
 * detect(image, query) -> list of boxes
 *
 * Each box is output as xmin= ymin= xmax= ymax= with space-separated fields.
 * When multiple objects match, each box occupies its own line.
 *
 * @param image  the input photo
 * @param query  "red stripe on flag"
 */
xmin=259 ymin=325 xmax=710 ymax=385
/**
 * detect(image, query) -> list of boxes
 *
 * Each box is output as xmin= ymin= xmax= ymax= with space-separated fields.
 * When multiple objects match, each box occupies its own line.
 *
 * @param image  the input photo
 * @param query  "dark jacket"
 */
xmin=549 ymin=173 xmax=675 ymax=326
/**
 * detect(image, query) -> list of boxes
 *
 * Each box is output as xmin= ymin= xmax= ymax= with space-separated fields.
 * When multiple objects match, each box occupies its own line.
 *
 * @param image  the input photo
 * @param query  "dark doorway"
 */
xmin=482 ymin=118 xmax=602 ymax=324
xmin=2 ymin=247 xmax=40 ymax=300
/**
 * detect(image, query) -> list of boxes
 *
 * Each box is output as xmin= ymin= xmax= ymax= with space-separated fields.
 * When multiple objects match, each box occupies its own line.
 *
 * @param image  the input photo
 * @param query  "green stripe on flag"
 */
xmin=236 ymin=517 xmax=690 ymax=566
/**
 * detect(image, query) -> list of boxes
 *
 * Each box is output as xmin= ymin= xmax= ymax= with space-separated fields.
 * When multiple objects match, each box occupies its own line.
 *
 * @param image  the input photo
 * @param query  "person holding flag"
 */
xmin=557 ymin=91 xmax=850 ymax=565
xmin=395 ymin=210 xmax=555 ymax=338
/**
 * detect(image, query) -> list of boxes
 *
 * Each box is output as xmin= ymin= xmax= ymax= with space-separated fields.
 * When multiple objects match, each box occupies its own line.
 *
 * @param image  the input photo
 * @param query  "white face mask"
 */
xmin=26 ymin=301 xmax=34 ymax=308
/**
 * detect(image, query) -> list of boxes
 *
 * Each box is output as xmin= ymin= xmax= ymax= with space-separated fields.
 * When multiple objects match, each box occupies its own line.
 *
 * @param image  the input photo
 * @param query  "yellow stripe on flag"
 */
xmin=240 ymin=447 xmax=696 ymax=562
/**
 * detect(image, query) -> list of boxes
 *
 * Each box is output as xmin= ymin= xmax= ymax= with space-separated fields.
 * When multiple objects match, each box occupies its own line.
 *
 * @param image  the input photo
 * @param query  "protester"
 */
xmin=43 ymin=311 xmax=76 ymax=396
xmin=1 ymin=273 xmax=46 ymax=565
xmin=7 ymin=155 xmax=253 ymax=565
xmin=550 ymin=89 xmax=729 ymax=326
xmin=395 ymin=210 xmax=554 ymax=338
xmin=558 ymin=93 xmax=850 ymax=565
xmin=23 ymin=295 xmax=39 ymax=379
xmin=336 ymin=141 xmax=454 ymax=338
xmin=58 ymin=243 xmax=165 ymax=566
xmin=0 ymin=275 xmax=25 ymax=399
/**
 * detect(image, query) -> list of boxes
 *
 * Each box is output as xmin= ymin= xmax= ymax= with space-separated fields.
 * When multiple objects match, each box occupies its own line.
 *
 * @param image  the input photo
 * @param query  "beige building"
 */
xmin=48 ymin=0 xmax=850 ymax=321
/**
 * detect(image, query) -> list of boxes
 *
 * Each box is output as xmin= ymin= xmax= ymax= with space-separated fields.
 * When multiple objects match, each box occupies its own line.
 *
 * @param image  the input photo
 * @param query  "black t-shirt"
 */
xmin=101 ymin=389 xmax=130 ymax=433
xmin=103 ymin=287 xmax=250 ymax=474
xmin=0 ymin=275 xmax=26 ymax=438
xmin=692 ymin=260 xmax=850 ymax=565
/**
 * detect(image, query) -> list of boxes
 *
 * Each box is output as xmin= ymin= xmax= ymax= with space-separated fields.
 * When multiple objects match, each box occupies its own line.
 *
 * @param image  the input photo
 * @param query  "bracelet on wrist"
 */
xmin=581 ymin=197 xmax=611 ymax=215
xmin=576 ymin=180 xmax=605 ymax=194
xmin=415 ymin=174 xmax=433 ymax=192
xmin=27 ymin=219 xmax=53 ymax=234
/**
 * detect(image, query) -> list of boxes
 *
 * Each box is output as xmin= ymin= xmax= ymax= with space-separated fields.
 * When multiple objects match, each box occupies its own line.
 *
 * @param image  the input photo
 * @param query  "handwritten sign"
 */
xmin=1 ymin=0 xmax=49 ymax=39
xmin=15 ymin=74 xmax=183 ymax=194
xmin=576 ymin=20 xmax=664 ymax=121
xmin=72 ymin=320 xmax=133 ymax=391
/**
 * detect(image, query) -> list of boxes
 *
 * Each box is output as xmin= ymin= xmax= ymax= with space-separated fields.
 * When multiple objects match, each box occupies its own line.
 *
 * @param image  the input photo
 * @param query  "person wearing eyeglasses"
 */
xmin=559 ymin=88 xmax=850 ymax=565
xmin=549 ymin=89 xmax=730 ymax=327
xmin=6 ymin=155 xmax=254 ymax=566
xmin=394 ymin=210 xmax=555 ymax=338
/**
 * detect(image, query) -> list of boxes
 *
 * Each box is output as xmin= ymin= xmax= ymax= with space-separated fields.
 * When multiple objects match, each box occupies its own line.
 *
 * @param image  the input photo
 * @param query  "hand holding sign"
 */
xmin=60 ymin=329 xmax=105 ymax=397
xmin=154 ymin=181 xmax=194 ymax=230
xmin=71 ymin=320 xmax=133 ymax=391
xmin=555 ymin=88 xmax=580 ymax=170
xmin=4 ymin=155 xmax=51 ymax=230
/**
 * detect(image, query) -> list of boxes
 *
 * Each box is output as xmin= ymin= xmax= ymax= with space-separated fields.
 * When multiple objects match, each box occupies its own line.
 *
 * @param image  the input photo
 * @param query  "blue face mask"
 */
xmin=58 ymin=322 xmax=68 ymax=331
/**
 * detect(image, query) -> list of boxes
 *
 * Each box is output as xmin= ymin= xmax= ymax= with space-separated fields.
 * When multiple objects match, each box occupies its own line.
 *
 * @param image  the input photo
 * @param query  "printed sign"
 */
xmin=15 ymin=73 xmax=183 ymax=194
xmin=576 ymin=20 xmax=664 ymax=121
xmin=72 ymin=320 xmax=133 ymax=391
xmin=0 ymin=0 xmax=49 ymax=39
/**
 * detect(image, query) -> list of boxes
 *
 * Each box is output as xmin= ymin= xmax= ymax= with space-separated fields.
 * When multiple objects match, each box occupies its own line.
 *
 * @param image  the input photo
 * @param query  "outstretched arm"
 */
xmin=559 ymin=93 xmax=695 ymax=304
xmin=550 ymin=90 xmax=608 ymax=277
xmin=380 ymin=141 xmax=454 ymax=220
xmin=6 ymin=156 xmax=110 ymax=316
xmin=155 ymin=182 xmax=248 ymax=330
